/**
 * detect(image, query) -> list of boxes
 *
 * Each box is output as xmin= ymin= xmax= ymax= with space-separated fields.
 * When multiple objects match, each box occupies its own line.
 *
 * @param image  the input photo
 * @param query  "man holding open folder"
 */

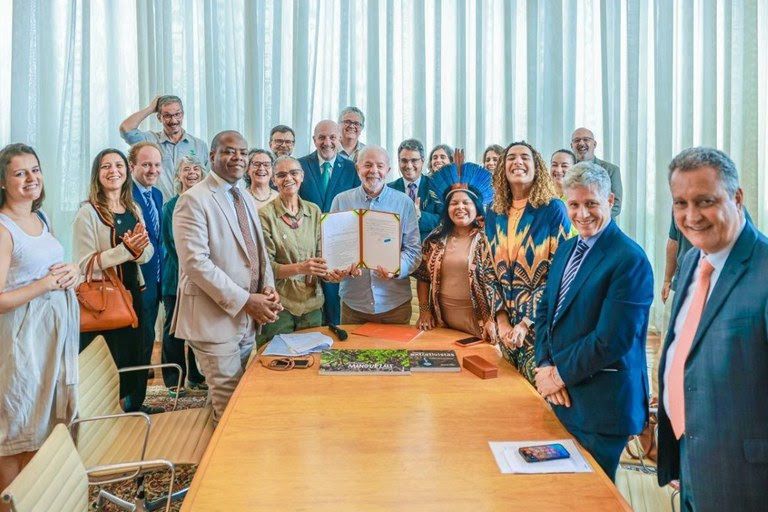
xmin=327 ymin=146 xmax=421 ymax=325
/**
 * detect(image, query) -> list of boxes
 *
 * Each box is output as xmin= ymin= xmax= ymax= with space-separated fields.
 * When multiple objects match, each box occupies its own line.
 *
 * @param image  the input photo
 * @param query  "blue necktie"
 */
xmin=407 ymin=182 xmax=417 ymax=202
xmin=555 ymin=239 xmax=589 ymax=317
xmin=142 ymin=190 xmax=160 ymax=281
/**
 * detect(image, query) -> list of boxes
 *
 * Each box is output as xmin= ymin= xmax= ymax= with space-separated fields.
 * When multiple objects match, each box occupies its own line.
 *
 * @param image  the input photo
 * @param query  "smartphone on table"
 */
xmin=518 ymin=443 xmax=570 ymax=463
xmin=454 ymin=336 xmax=483 ymax=347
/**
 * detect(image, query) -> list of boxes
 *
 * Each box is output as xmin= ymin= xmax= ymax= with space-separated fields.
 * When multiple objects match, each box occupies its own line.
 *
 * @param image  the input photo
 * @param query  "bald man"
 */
xmin=298 ymin=120 xmax=361 ymax=325
xmin=570 ymin=127 xmax=623 ymax=217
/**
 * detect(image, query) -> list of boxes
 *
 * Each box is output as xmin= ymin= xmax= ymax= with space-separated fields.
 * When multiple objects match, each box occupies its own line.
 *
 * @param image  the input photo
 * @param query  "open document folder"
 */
xmin=489 ymin=439 xmax=593 ymax=474
xmin=262 ymin=332 xmax=334 ymax=357
xmin=321 ymin=209 xmax=401 ymax=274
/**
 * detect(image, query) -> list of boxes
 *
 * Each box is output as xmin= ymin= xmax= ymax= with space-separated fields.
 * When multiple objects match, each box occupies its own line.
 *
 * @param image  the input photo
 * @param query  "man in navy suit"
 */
xmin=128 ymin=141 xmax=164 ymax=413
xmin=388 ymin=138 xmax=442 ymax=240
xmin=298 ymin=120 xmax=360 ymax=325
xmin=533 ymin=161 xmax=653 ymax=480
xmin=657 ymin=147 xmax=768 ymax=511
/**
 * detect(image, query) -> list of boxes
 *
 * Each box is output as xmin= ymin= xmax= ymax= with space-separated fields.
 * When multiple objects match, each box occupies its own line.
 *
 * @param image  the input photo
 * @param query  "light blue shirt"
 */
xmin=122 ymin=128 xmax=209 ymax=201
xmin=330 ymin=185 xmax=422 ymax=315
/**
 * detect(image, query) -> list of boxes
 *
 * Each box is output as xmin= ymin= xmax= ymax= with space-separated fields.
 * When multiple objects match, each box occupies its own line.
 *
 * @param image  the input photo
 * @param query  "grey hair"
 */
xmin=563 ymin=161 xmax=612 ymax=199
xmin=668 ymin=146 xmax=739 ymax=197
xmin=273 ymin=155 xmax=301 ymax=169
xmin=397 ymin=138 xmax=425 ymax=160
xmin=356 ymin=145 xmax=390 ymax=166
xmin=339 ymin=106 xmax=365 ymax=127
xmin=243 ymin=148 xmax=275 ymax=187
xmin=157 ymin=95 xmax=183 ymax=112
xmin=174 ymin=155 xmax=206 ymax=193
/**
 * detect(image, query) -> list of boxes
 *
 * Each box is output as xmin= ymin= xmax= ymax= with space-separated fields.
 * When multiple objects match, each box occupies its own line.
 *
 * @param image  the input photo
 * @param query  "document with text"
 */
xmin=321 ymin=209 xmax=401 ymax=274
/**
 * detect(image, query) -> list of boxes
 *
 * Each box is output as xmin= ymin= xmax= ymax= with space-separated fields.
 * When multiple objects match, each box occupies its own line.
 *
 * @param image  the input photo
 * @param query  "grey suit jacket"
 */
xmin=593 ymin=157 xmax=622 ymax=218
xmin=171 ymin=173 xmax=275 ymax=342
xmin=657 ymin=220 xmax=768 ymax=510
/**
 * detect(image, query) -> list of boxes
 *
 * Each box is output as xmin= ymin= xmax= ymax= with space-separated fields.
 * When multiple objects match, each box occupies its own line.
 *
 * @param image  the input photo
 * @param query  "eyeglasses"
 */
xmin=249 ymin=161 xmax=272 ymax=169
xmin=160 ymin=112 xmax=183 ymax=121
xmin=399 ymin=158 xmax=423 ymax=166
xmin=271 ymin=138 xmax=295 ymax=146
xmin=274 ymin=169 xmax=303 ymax=180
xmin=571 ymin=137 xmax=594 ymax=144
xmin=342 ymin=120 xmax=363 ymax=128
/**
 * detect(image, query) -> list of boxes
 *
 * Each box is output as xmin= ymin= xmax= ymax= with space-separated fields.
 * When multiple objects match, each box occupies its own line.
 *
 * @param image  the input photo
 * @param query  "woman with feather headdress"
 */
xmin=413 ymin=162 xmax=506 ymax=340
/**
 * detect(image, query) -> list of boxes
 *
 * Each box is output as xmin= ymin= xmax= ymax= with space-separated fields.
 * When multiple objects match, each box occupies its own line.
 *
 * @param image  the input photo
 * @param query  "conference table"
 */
xmin=181 ymin=326 xmax=631 ymax=511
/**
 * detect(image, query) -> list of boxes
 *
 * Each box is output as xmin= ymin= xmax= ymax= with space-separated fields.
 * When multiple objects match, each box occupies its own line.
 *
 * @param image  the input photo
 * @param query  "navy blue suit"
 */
xmin=535 ymin=220 xmax=653 ymax=479
xmin=132 ymin=184 xmax=163 ymax=407
xmin=388 ymin=175 xmax=442 ymax=240
xmin=657 ymin=220 xmax=768 ymax=511
xmin=298 ymin=152 xmax=360 ymax=325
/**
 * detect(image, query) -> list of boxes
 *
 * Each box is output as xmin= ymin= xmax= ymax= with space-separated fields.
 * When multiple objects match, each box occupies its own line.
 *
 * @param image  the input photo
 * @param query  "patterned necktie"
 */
xmin=668 ymin=258 xmax=715 ymax=439
xmin=229 ymin=187 xmax=261 ymax=293
xmin=321 ymin=161 xmax=331 ymax=194
xmin=408 ymin=182 xmax=417 ymax=202
xmin=142 ymin=190 xmax=160 ymax=281
xmin=142 ymin=190 xmax=159 ymax=236
xmin=555 ymin=239 xmax=589 ymax=317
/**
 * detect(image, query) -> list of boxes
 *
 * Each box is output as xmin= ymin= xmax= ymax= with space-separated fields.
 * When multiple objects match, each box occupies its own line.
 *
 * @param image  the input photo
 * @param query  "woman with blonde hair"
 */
xmin=73 ymin=148 xmax=154 ymax=412
xmin=0 ymin=143 xmax=80 ymax=501
xmin=485 ymin=141 xmax=570 ymax=383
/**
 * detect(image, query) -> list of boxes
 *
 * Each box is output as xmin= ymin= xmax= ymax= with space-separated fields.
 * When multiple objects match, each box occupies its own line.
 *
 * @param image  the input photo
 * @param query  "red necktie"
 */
xmin=668 ymin=258 xmax=714 ymax=439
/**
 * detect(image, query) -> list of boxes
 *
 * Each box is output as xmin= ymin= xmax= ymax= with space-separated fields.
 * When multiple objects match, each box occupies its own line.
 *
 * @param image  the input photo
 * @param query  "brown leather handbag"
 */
xmin=77 ymin=253 xmax=139 ymax=332
xmin=626 ymin=398 xmax=659 ymax=462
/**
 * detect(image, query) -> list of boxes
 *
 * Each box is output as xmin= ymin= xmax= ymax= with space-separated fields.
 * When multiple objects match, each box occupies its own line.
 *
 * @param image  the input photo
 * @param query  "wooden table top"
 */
xmin=181 ymin=326 xmax=631 ymax=511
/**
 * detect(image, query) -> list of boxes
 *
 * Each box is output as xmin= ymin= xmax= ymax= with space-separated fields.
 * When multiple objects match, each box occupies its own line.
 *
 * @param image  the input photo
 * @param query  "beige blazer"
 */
xmin=171 ymin=173 xmax=275 ymax=343
xmin=72 ymin=203 xmax=154 ymax=287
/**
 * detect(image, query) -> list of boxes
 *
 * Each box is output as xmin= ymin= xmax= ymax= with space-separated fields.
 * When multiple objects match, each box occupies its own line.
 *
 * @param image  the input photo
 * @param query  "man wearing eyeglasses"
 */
xmin=268 ymin=125 xmax=296 ymax=158
xmin=570 ymin=127 xmax=622 ymax=218
xmin=120 ymin=95 xmax=209 ymax=200
xmin=338 ymin=106 xmax=366 ymax=161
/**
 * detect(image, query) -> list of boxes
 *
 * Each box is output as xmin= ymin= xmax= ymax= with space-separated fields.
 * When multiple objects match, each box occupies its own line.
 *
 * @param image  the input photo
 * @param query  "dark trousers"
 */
xmin=565 ymin=425 xmax=628 ymax=481
xmin=131 ymin=280 xmax=160 ymax=408
xmin=678 ymin=436 xmax=696 ymax=511
xmin=321 ymin=281 xmax=341 ymax=325
xmin=161 ymin=295 xmax=203 ymax=387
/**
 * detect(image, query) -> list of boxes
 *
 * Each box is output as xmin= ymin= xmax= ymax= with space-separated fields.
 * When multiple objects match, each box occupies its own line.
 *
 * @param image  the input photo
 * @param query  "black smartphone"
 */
xmin=518 ymin=443 xmax=570 ymax=463
xmin=454 ymin=336 xmax=483 ymax=347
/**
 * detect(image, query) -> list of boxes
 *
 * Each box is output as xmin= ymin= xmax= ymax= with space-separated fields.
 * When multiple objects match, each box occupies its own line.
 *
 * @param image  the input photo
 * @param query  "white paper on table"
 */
xmin=488 ymin=439 xmax=593 ymax=474
xmin=360 ymin=210 xmax=401 ymax=273
xmin=279 ymin=332 xmax=334 ymax=354
xmin=262 ymin=333 xmax=333 ymax=356
xmin=321 ymin=210 xmax=361 ymax=270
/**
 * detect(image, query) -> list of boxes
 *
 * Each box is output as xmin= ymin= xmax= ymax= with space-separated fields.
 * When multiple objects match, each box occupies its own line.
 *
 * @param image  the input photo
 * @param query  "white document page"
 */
xmin=488 ymin=439 xmax=593 ymax=474
xmin=360 ymin=210 xmax=401 ymax=273
xmin=321 ymin=210 xmax=361 ymax=270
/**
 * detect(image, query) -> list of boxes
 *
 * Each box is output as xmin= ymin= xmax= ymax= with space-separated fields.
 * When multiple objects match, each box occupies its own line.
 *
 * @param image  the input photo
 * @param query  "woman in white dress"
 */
xmin=0 ymin=143 xmax=80 ymax=501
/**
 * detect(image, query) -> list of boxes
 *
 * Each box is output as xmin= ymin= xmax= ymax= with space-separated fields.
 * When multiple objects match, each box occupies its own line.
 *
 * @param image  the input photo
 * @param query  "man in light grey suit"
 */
xmin=172 ymin=130 xmax=281 ymax=423
xmin=657 ymin=147 xmax=768 ymax=511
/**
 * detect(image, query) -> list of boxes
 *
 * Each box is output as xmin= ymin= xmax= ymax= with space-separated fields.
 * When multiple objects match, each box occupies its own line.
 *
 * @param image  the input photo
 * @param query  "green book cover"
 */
xmin=318 ymin=349 xmax=411 ymax=375
xmin=408 ymin=350 xmax=461 ymax=372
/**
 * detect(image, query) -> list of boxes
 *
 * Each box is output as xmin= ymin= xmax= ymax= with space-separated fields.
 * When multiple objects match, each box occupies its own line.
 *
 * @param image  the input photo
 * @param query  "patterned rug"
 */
xmin=86 ymin=386 xmax=208 ymax=511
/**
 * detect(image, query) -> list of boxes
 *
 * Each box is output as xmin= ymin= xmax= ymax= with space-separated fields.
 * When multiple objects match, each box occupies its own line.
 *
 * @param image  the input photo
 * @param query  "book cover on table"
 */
xmin=408 ymin=350 xmax=461 ymax=372
xmin=318 ymin=349 xmax=411 ymax=375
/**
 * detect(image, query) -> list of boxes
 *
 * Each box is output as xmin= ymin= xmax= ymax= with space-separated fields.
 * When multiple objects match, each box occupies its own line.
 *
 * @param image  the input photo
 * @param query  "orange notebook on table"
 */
xmin=351 ymin=323 xmax=423 ymax=343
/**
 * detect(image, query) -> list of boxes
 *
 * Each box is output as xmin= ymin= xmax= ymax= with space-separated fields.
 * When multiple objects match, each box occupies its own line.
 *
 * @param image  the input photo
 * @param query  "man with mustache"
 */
xmin=328 ymin=146 xmax=421 ymax=325
xmin=570 ymin=127 xmax=622 ymax=218
xmin=120 ymin=95 xmax=209 ymax=200
xmin=268 ymin=125 xmax=296 ymax=157
xmin=298 ymin=120 xmax=360 ymax=325
xmin=338 ymin=106 xmax=366 ymax=161
xmin=172 ymin=130 xmax=280 ymax=425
